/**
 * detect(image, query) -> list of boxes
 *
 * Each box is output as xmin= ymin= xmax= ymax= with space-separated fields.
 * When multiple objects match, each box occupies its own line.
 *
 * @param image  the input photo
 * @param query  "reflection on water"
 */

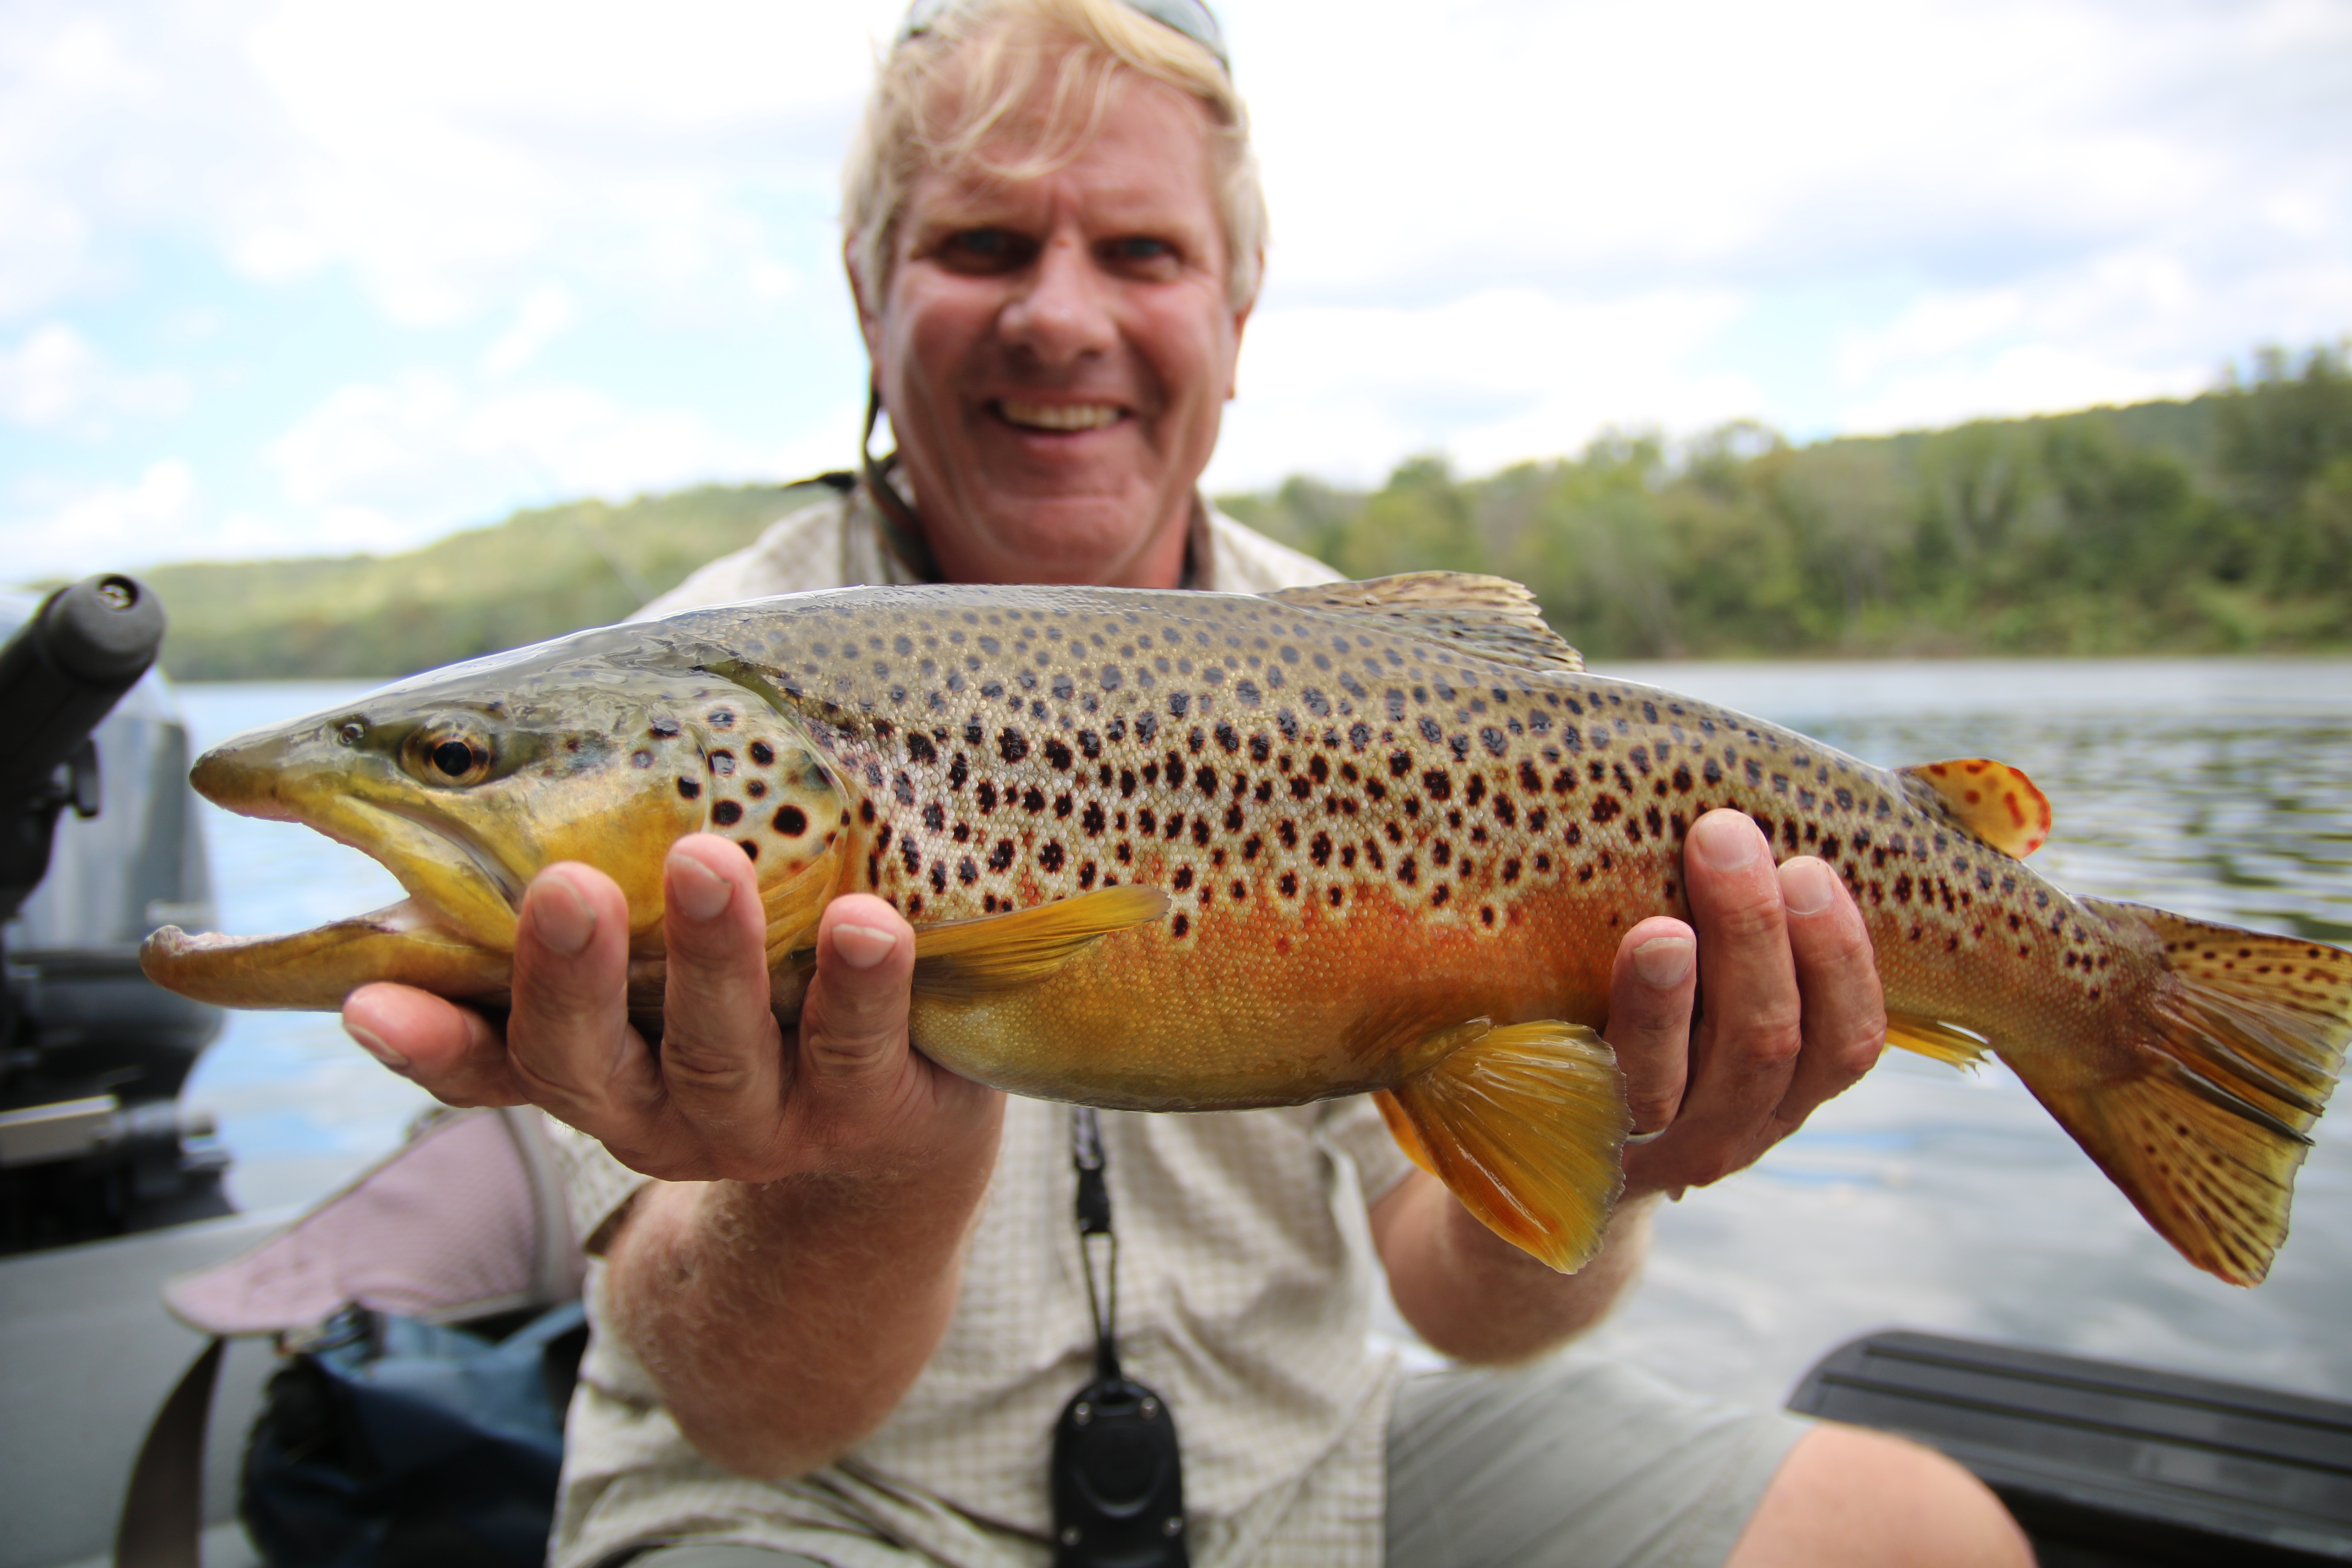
xmin=175 ymin=662 xmax=2352 ymax=1405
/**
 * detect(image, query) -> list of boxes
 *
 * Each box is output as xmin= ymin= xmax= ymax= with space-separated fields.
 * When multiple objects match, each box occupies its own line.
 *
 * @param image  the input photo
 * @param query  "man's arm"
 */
xmin=343 ymin=837 xmax=994 ymax=1477
xmin=1371 ymin=809 xmax=1888 ymax=1363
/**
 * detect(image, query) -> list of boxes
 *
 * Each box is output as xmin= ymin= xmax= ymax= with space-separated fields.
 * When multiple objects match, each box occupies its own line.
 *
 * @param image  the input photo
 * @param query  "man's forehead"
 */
xmin=902 ymin=85 xmax=1220 ymax=229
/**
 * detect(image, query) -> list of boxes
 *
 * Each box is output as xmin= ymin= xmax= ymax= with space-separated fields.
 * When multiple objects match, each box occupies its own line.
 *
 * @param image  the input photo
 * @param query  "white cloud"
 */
xmin=267 ymin=371 xmax=862 ymax=553
xmin=1210 ymin=287 xmax=1759 ymax=489
xmin=480 ymin=284 xmax=574 ymax=378
xmin=1 ymin=459 xmax=197 ymax=583
xmin=0 ymin=321 xmax=184 ymax=432
xmin=1836 ymin=345 xmax=2207 ymax=435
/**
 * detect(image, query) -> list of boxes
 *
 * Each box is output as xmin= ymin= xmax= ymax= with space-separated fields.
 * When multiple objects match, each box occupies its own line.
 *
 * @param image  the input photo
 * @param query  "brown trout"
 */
xmin=143 ymin=574 xmax=2352 ymax=1284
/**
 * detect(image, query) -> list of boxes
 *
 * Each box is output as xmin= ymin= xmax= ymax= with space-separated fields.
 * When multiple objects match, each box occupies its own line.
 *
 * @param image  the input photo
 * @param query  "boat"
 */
xmin=5 ymin=575 xmax=2348 ymax=1568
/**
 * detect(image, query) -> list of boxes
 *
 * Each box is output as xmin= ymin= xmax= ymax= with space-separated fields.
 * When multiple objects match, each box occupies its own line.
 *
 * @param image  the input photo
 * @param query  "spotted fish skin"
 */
xmin=144 ymin=576 xmax=2352 ymax=1285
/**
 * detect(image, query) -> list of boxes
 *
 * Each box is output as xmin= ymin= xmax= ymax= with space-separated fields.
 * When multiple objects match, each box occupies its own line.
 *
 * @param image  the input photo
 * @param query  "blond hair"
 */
xmin=842 ymin=0 xmax=1267 ymax=314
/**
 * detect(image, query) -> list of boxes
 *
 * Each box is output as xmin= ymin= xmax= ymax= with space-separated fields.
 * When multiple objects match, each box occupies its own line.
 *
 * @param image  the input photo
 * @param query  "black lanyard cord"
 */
xmin=1071 ymin=1106 xmax=1122 ymax=1383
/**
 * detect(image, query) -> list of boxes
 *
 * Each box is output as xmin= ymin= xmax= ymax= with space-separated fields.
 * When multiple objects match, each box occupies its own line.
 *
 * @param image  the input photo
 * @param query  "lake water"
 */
xmin=174 ymin=659 xmax=2352 ymax=1409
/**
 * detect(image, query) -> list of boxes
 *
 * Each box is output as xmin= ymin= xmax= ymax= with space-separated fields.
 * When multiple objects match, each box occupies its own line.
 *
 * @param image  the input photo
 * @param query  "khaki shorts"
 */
xmin=631 ymin=1352 xmax=1811 ymax=1568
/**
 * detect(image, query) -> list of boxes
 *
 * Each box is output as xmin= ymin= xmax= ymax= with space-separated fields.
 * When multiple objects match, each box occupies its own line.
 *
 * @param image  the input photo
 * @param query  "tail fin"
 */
xmin=2014 ymin=901 xmax=2351 ymax=1286
xmin=1373 ymin=1019 xmax=1629 ymax=1273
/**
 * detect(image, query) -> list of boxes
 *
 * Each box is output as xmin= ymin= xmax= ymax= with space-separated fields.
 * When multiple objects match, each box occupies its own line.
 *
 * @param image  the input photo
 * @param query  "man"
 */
xmin=344 ymin=2 xmax=2033 ymax=1563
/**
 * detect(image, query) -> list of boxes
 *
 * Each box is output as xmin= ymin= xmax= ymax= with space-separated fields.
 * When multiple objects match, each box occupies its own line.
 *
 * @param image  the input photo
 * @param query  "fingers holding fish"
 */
xmin=1602 ymin=916 xmax=1699 ymax=1140
xmin=795 ymin=895 xmax=1007 ymax=1170
xmin=505 ymin=862 xmax=673 ymax=1157
xmin=1769 ymin=854 xmax=1887 ymax=1133
xmin=342 ymin=983 xmax=526 ymax=1109
xmin=648 ymin=836 xmax=792 ymax=1173
xmin=1624 ymin=809 xmax=1805 ymax=1197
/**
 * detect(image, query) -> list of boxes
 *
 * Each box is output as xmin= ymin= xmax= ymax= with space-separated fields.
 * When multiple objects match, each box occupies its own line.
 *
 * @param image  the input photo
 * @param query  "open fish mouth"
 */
xmin=142 ymin=898 xmax=515 ymax=1012
xmin=139 ymin=726 xmax=534 ymax=1011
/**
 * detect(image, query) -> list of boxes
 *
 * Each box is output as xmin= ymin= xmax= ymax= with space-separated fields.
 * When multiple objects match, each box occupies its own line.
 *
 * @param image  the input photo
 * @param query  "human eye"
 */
xmin=1102 ymin=235 xmax=1181 ymax=276
xmin=939 ymin=227 xmax=1036 ymax=272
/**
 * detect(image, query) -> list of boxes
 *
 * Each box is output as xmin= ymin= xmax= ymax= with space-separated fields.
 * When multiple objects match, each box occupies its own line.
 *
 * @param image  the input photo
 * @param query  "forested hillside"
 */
xmin=141 ymin=341 xmax=2349 ymax=680
xmin=147 ymin=481 xmax=832 ymax=680
xmin=1223 ymin=343 xmax=2351 ymax=659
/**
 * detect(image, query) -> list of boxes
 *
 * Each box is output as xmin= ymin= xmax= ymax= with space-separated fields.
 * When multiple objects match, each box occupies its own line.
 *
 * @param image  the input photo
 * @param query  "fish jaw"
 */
xmin=189 ymin=711 xmax=535 ymax=952
xmin=141 ymin=899 xmax=512 ymax=1010
xmin=155 ymin=656 xmax=851 ymax=1013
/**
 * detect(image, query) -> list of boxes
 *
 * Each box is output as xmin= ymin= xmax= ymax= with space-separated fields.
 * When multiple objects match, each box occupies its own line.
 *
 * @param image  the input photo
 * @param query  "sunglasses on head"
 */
xmin=895 ymin=0 xmax=1231 ymax=74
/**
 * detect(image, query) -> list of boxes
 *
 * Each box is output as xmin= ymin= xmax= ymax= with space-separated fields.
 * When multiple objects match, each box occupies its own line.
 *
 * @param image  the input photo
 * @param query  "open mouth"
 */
xmin=994 ymin=398 xmax=1125 ymax=432
xmin=139 ymin=780 xmax=529 ymax=1012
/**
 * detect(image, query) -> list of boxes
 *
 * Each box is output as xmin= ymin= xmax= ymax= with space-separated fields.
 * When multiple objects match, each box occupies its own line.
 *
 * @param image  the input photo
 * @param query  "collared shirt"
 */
xmin=550 ymin=484 xmax=1418 ymax=1568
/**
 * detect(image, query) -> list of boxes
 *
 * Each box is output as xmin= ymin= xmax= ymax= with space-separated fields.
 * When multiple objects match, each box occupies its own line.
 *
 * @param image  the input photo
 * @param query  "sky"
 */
xmin=3 ymin=0 xmax=2349 ymax=584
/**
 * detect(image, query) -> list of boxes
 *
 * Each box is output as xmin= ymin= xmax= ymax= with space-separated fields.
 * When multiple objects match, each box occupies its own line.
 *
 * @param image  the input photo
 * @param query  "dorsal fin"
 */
xmin=1260 ymin=573 xmax=1583 ymax=673
xmin=1898 ymin=758 xmax=2053 ymax=858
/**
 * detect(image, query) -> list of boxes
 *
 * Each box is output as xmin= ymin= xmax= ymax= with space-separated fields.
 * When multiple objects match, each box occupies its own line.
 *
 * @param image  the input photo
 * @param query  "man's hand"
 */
xmin=1604 ymin=807 xmax=1887 ymax=1201
xmin=340 ymin=833 xmax=1001 ymax=1185
xmin=1372 ymin=807 xmax=1886 ymax=1362
xmin=344 ymin=835 xmax=1005 ymax=1477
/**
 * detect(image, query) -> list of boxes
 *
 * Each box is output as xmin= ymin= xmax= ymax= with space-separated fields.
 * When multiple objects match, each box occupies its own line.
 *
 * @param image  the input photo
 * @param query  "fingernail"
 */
xmin=345 ymin=1023 xmax=410 ymax=1072
xmin=1632 ymin=936 xmax=1693 ymax=988
xmin=1693 ymin=811 xmax=1762 ymax=872
xmin=833 ymin=923 xmax=897 ymax=970
xmin=1781 ymin=857 xmax=1837 ymax=916
xmin=668 ymin=849 xmax=731 ymax=922
xmin=533 ymin=871 xmax=597 ymax=956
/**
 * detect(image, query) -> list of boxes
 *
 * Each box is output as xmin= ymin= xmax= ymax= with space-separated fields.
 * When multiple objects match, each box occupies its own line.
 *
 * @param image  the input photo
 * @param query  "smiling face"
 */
xmin=857 ymin=71 xmax=1250 ymax=590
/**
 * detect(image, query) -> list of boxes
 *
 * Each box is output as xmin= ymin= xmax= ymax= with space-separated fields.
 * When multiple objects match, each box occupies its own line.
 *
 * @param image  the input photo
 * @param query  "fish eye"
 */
xmin=406 ymin=723 xmax=495 ymax=787
xmin=338 ymin=720 xmax=365 ymax=747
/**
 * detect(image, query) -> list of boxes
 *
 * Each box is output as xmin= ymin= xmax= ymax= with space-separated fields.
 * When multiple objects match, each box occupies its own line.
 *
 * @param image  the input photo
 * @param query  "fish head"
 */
xmin=149 ymin=646 xmax=850 ymax=1009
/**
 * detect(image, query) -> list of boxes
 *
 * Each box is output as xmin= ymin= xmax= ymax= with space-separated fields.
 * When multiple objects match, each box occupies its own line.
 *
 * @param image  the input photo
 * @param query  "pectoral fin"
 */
xmin=1884 ymin=1011 xmax=1991 ymax=1070
xmin=908 ymin=886 xmax=1173 ymax=1002
xmin=1380 ymin=1018 xmax=1629 ymax=1272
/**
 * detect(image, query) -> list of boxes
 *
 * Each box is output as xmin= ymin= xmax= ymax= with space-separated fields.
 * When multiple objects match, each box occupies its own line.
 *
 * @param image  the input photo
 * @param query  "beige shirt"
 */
xmin=550 ymin=486 xmax=1418 ymax=1568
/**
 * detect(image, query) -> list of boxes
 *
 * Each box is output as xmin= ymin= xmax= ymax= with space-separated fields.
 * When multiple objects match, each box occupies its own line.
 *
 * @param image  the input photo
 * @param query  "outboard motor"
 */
xmin=0 ymin=575 xmax=228 ymax=1252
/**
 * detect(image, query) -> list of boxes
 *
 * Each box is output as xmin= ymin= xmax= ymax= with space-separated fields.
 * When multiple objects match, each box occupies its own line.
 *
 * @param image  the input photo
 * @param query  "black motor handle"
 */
xmin=0 ymin=573 xmax=167 ymax=805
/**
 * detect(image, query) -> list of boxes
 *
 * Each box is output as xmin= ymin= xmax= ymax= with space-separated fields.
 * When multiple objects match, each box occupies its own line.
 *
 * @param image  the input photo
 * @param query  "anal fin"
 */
xmin=1381 ymin=1019 xmax=1629 ymax=1273
xmin=910 ymin=886 xmax=1171 ymax=1002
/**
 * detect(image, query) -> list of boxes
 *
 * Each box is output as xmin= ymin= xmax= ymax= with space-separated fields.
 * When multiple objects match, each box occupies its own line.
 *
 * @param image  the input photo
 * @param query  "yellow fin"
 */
xmin=1381 ymin=1019 xmax=1628 ymax=1272
xmin=762 ymin=835 xmax=848 ymax=967
xmin=1372 ymin=1088 xmax=1439 ymax=1176
xmin=1884 ymin=1011 xmax=1989 ymax=1071
xmin=1898 ymin=758 xmax=2053 ymax=858
xmin=909 ymin=886 xmax=1172 ymax=1002
xmin=1260 ymin=572 xmax=1584 ymax=674
xmin=2005 ymin=900 xmax=2350 ymax=1286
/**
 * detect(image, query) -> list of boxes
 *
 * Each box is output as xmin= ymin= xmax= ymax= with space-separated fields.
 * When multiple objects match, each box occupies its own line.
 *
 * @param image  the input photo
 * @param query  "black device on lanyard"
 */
xmin=1050 ymin=1107 xmax=1189 ymax=1568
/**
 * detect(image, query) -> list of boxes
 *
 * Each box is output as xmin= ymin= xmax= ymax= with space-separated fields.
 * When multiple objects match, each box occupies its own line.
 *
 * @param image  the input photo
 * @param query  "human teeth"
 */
xmin=999 ymin=400 xmax=1121 ymax=431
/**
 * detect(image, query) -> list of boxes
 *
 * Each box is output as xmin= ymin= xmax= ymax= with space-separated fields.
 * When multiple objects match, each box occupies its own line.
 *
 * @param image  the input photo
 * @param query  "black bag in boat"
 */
xmin=241 ymin=1299 xmax=586 ymax=1568
xmin=116 ymin=1105 xmax=586 ymax=1568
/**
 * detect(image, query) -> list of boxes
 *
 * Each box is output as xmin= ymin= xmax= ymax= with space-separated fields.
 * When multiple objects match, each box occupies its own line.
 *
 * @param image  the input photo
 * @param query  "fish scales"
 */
xmin=141 ymin=575 xmax=2352 ymax=1285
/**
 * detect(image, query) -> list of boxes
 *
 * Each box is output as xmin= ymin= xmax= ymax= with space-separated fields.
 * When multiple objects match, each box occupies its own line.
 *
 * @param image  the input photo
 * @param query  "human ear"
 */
xmin=845 ymin=240 xmax=886 ymax=361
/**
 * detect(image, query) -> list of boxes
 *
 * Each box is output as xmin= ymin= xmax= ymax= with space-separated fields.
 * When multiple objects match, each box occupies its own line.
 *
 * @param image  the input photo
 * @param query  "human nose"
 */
xmin=996 ymin=234 xmax=1116 ymax=366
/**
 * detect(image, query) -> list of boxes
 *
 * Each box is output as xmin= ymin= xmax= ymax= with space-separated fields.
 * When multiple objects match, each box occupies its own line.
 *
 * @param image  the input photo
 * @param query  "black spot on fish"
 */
xmin=739 ymin=840 xmax=758 ymax=859
xmin=988 ymin=839 xmax=1014 ymax=873
xmin=1040 ymin=842 xmax=1066 ymax=873
xmin=712 ymin=800 xmax=743 ymax=827
xmin=978 ymin=780 xmax=998 ymax=812
xmin=1045 ymin=738 xmax=1073 ymax=770
xmin=998 ymin=729 xmax=1029 ymax=764
xmin=774 ymin=805 xmax=809 ymax=835
xmin=906 ymin=732 xmax=936 ymax=764
xmin=677 ymin=777 xmax=702 ymax=800
xmin=650 ymin=717 xmax=681 ymax=739
xmin=708 ymin=709 xmax=735 ymax=729
xmin=1171 ymin=912 xmax=1191 ymax=938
